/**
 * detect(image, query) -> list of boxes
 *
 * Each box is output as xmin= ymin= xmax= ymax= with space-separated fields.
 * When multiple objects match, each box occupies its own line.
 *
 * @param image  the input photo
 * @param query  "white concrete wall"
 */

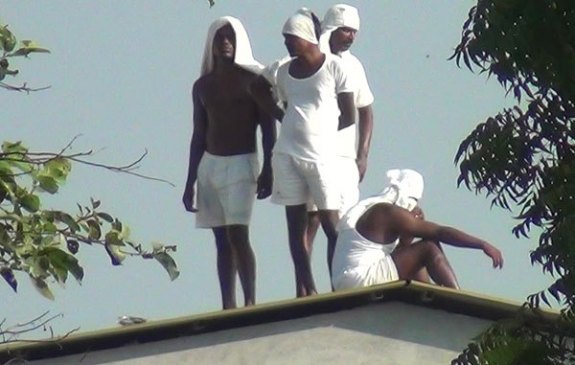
xmin=30 ymin=302 xmax=493 ymax=365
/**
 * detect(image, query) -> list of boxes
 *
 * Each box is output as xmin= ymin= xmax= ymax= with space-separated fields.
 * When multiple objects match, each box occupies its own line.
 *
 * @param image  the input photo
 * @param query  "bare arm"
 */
xmin=182 ymin=82 xmax=208 ymax=212
xmin=250 ymin=75 xmax=285 ymax=122
xmin=390 ymin=206 xmax=503 ymax=268
xmin=356 ymin=105 xmax=373 ymax=182
xmin=337 ymin=92 xmax=355 ymax=130
xmin=255 ymin=102 xmax=276 ymax=199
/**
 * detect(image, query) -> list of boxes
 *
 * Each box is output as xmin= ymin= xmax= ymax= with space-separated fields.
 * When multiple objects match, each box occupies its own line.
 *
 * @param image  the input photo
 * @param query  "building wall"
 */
xmin=29 ymin=302 xmax=493 ymax=365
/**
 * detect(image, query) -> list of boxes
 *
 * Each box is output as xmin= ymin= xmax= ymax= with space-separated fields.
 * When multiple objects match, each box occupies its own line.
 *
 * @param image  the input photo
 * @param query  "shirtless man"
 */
xmin=182 ymin=17 xmax=275 ymax=309
xmin=306 ymin=4 xmax=375 ymax=263
xmin=331 ymin=169 xmax=503 ymax=291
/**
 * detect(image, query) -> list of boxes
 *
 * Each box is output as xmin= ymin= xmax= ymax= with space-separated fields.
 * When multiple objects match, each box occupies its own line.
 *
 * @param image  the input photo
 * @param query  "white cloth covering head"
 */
xmin=200 ymin=16 xmax=263 ymax=76
xmin=282 ymin=8 xmax=319 ymax=45
xmin=338 ymin=169 xmax=424 ymax=231
xmin=319 ymin=4 xmax=360 ymax=53
xmin=378 ymin=169 xmax=424 ymax=212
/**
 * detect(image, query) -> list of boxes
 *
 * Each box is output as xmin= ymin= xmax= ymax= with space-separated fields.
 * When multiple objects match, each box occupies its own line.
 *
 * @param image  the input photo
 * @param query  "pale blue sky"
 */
xmin=2 ymin=0 xmax=554 ymax=336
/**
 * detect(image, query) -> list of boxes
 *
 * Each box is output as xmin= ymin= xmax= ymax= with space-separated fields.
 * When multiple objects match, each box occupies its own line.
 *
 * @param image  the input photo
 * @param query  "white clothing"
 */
xmin=282 ymin=8 xmax=319 ymax=45
xmin=261 ymin=56 xmax=292 ymax=108
xmin=306 ymin=156 xmax=359 ymax=215
xmin=332 ymin=169 xmax=425 ymax=290
xmin=335 ymin=51 xmax=374 ymax=158
xmin=196 ymin=152 xmax=259 ymax=228
xmin=200 ymin=16 xmax=263 ymax=76
xmin=320 ymin=4 xmax=361 ymax=53
xmin=322 ymin=4 xmax=360 ymax=32
xmin=331 ymin=229 xmax=399 ymax=291
xmin=337 ymin=157 xmax=360 ymax=214
xmin=318 ymin=5 xmax=374 ymax=159
xmin=271 ymin=153 xmax=341 ymax=210
xmin=274 ymin=53 xmax=354 ymax=161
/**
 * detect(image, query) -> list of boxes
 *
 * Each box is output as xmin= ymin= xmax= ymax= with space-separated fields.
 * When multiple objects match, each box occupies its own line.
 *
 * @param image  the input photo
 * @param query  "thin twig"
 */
xmin=0 ymin=81 xmax=51 ymax=93
xmin=1 ymin=327 xmax=80 ymax=345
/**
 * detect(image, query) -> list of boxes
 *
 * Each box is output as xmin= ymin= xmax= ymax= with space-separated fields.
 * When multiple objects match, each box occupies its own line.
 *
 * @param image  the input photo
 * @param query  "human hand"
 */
xmin=483 ymin=243 xmax=503 ymax=269
xmin=182 ymin=186 xmax=198 ymax=212
xmin=256 ymin=170 xmax=272 ymax=199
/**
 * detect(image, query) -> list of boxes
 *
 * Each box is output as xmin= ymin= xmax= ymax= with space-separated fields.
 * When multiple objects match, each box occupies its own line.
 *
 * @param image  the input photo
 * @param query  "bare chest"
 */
xmin=201 ymin=78 xmax=253 ymax=111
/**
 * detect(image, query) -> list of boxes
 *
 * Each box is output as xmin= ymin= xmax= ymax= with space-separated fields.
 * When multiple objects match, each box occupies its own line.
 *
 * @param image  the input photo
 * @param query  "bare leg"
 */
xmin=305 ymin=211 xmax=321 ymax=256
xmin=318 ymin=209 xmax=339 ymax=280
xmin=286 ymin=205 xmax=317 ymax=297
xmin=412 ymin=268 xmax=432 ymax=283
xmin=391 ymin=240 xmax=460 ymax=289
xmin=213 ymin=227 xmax=237 ymax=309
xmin=226 ymin=224 xmax=256 ymax=307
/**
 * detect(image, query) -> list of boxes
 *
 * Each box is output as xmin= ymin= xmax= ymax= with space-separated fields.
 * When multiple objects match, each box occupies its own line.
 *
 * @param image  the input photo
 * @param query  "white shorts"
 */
xmin=196 ymin=152 xmax=259 ymax=228
xmin=271 ymin=153 xmax=341 ymax=210
xmin=307 ymin=157 xmax=359 ymax=216
xmin=331 ymin=229 xmax=399 ymax=291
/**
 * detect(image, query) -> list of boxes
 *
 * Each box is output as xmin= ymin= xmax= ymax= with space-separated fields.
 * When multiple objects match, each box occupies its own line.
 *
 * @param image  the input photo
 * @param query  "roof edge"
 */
xmin=0 ymin=281 xmax=563 ymax=362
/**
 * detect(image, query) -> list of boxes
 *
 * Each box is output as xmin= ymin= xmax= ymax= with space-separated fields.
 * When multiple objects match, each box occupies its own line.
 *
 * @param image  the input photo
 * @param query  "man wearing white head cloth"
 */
xmin=183 ymin=17 xmax=276 ymax=310
xmin=256 ymin=8 xmax=356 ymax=297
xmin=306 ymin=3 xmax=376 ymax=264
xmin=331 ymin=169 xmax=504 ymax=291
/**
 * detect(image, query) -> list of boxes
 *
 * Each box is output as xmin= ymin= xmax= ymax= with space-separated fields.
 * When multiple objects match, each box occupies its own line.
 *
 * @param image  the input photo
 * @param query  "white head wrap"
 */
xmin=319 ymin=4 xmax=360 ymax=54
xmin=338 ymin=169 xmax=424 ymax=231
xmin=282 ymin=8 xmax=319 ymax=45
xmin=200 ymin=16 xmax=263 ymax=76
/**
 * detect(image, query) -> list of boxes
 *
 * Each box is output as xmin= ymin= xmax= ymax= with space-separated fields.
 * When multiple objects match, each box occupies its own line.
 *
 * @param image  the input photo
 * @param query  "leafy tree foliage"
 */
xmin=1 ymin=25 xmax=179 ymax=302
xmin=450 ymin=0 xmax=575 ymax=363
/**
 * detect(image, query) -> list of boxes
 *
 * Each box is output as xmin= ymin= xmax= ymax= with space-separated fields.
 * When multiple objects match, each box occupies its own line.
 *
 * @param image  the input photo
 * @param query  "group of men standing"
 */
xmin=183 ymin=5 xmax=504 ymax=310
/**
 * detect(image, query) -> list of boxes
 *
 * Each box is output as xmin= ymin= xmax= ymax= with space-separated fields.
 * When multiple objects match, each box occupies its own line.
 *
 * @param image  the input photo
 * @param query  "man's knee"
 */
xmin=225 ymin=224 xmax=251 ymax=247
xmin=318 ymin=210 xmax=338 ymax=237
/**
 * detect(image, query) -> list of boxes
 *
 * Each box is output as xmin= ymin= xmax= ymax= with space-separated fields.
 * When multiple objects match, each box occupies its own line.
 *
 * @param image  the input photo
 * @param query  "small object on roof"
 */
xmin=117 ymin=315 xmax=147 ymax=326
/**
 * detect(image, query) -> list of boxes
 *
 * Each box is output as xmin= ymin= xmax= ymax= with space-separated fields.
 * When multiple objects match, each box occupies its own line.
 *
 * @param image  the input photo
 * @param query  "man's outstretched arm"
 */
xmin=391 ymin=206 xmax=504 ymax=268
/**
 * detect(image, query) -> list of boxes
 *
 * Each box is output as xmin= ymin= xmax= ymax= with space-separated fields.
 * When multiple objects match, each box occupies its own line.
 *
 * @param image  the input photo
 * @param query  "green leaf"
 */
xmin=1 ymin=141 xmax=27 ymax=154
xmin=153 ymin=252 xmax=180 ymax=281
xmin=10 ymin=40 xmax=50 ymax=57
xmin=86 ymin=219 xmax=101 ymax=240
xmin=105 ymin=231 xmax=126 ymax=265
xmin=51 ymin=211 xmax=80 ymax=233
xmin=30 ymin=276 xmax=54 ymax=300
xmin=28 ymin=255 xmax=50 ymax=277
xmin=20 ymin=193 xmax=40 ymax=212
xmin=90 ymin=197 xmax=101 ymax=209
xmin=43 ymin=221 xmax=57 ymax=233
xmin=44 ymin=247 xmax=84 ymax=283
xmin=36 ymin=175 xmax=59 ymax=194
xmin=96 ymin=212 xmax=114 ymax=223
xmin=43 ymin=157 xmax=71 ymax=182
xmin=0 ymin=26 xmax=17 ymax=52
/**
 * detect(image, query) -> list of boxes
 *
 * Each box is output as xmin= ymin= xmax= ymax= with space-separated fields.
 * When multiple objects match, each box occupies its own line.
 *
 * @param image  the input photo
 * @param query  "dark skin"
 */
xmin=256 ymin=33 xmax=355 ymax=297
xmin=352 ymin=203 xmax=504 ymax=289
xmin=328 ymin=26 xmax=373 ymax=180
xmin=182 ymin=24 xmax=276 ymax=310
xmin=306 ymin=26 xmax=374 ymax=274
xmin=395 ymin=206 xmax=432 ymax=283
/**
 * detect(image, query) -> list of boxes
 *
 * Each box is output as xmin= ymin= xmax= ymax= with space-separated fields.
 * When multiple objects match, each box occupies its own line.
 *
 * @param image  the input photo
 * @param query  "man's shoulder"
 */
xmin=341 ymin=51 xmax=363 ymax=65
xmin=193 ymin=74 xmax=211 ymax=95
xmin=340 ymin=52 xmax=366 ymax=71
xmin=235 ymin=66 xmax=261 ymax=82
